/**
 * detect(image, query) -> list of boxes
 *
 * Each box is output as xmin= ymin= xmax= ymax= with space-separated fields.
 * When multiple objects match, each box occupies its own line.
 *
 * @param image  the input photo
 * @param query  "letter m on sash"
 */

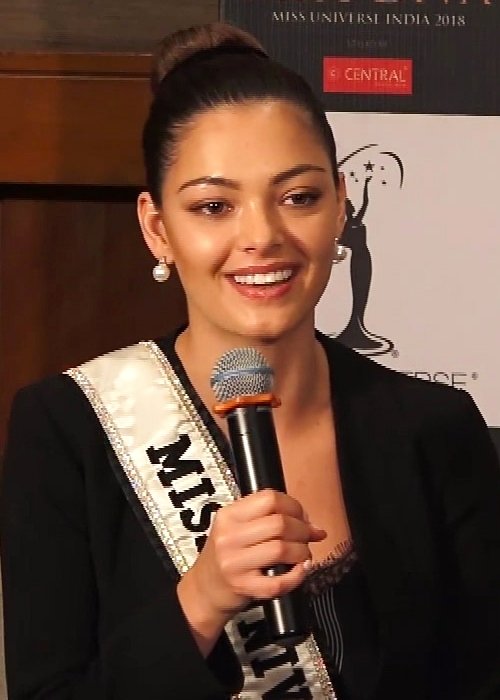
xmin=146 ymin=435 xmax=203 ymax=488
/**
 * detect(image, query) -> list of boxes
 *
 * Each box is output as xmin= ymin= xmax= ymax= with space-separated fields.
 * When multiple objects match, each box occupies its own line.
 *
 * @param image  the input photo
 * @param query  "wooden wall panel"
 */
xmin=0 ymin=0 xmax=218 ymax=52
xmin=0 ymin=54 xmax=151 ymax=185
xmin=0 ymin=191 xmax=187 ymax=448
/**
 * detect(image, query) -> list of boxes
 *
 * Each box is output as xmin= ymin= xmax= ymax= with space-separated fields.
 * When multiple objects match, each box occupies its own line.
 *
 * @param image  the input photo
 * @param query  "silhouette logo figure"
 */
xmin=334 ymin=144 xmax=404 ymax=357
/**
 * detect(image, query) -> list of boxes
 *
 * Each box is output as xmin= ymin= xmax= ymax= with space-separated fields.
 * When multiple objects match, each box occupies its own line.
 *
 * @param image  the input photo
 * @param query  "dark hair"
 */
xmin=142 ymin=22 xmax=340 ymax=206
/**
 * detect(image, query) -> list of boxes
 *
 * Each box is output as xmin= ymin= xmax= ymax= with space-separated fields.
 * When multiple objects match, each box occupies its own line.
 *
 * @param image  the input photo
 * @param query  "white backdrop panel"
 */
xmin=316 ymin=112 xmax=500 ymax=427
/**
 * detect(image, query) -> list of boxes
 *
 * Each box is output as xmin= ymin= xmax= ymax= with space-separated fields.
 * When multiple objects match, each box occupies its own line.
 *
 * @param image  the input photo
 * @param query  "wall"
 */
xmin=0 ymin=2 xmax=218 ymax=696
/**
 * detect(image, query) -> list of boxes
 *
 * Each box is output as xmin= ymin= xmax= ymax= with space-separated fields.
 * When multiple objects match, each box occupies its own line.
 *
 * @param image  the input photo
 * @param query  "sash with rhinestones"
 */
xmin=66 ymin=341 xmax=335 ymax=699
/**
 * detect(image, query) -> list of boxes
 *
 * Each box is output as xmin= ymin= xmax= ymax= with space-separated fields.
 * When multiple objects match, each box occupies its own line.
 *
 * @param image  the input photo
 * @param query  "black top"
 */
xmin=306 ymin=547 xmax=379 ymax=700
xmin=2 ymin=329 xmax=500 ymax=699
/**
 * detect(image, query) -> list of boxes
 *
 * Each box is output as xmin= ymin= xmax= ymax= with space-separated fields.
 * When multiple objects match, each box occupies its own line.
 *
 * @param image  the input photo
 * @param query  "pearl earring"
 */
xmin=152 ymin=257 xmax=170 ymax=283
xmin=332 ymin=237 xmax=347 ymax=264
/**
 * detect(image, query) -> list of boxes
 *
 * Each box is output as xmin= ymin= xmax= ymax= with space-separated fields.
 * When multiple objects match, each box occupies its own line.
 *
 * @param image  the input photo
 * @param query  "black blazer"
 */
xmin=2 ymin=333 xmax=500 ymax=700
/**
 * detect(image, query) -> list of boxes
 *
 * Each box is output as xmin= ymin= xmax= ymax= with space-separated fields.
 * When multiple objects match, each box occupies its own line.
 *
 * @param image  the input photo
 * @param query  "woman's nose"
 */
xmin=236 ymin=201 xmax=284 ymax=252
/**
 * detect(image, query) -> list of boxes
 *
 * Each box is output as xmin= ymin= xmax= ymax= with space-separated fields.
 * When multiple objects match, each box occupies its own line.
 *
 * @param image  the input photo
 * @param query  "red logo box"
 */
xmin=323 ymin=57 xmax=413 ymax=95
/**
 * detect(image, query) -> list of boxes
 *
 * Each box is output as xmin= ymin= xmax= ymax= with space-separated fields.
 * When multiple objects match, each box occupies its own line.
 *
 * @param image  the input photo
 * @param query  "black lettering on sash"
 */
xmin=238 ymin=617 xmax=270 ymax=654
xmin=181 ymin=502 xmax=221 ymax=533
xmin=147 ymin=434 xmax=190 ymax=467
xmin=146 ymin=435 xmax=203 ymax=488
xmin=194 ymin=535 xmax=207 ymax=552
xmin=182 ymin=501 xmax=221 ymax=552
xmin=169 ymin=478 xmax=215 ymax=508
xmin=251 ymin=646 xmax=299 ymax=677
xmin=263 ymin=669 xmax=312 ymax=699
xmin=238 ymin=616 xmax=312 ymax=696
xmin=147 ymin=436 xmax=221 ymax=553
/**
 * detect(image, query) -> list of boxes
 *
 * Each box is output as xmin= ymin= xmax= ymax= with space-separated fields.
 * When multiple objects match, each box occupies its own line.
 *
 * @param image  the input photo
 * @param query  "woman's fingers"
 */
xmin=309 ymin=523 xmax=328 ymax=541
xmin=227 ymin=488 xmax=305 ymax=522
xmin=242 ymin=562 xmax=310 ymax=600
xmin=219 ymin=539 xmax=312 ymax=575
xmin=224 ymin=512 xmax=326 ymax=548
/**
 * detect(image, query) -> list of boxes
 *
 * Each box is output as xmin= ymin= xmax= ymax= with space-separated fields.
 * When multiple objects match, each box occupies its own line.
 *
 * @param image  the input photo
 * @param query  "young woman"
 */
xmin=2 ymin=22 xmax=500 ymax=700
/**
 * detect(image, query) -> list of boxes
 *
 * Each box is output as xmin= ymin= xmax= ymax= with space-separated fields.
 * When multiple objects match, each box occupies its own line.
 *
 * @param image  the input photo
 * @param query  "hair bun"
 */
xmin=151 ymin=22 xmax=267 ymax=94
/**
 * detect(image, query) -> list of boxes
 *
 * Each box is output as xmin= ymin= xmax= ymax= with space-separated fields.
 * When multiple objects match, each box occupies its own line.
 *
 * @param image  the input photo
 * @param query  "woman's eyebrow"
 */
xmin=178 ymin=175 xmax=238 ymax=193
xmin=270 ymin=164 xmax=327 ymax=185
xmin=177 ymin=164 xmax=326 ymax=193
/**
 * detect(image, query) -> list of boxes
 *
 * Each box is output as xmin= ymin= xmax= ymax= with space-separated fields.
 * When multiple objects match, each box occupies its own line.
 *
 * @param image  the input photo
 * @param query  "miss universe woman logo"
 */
xmin=334 ymin=144 xmax=404 ymax=357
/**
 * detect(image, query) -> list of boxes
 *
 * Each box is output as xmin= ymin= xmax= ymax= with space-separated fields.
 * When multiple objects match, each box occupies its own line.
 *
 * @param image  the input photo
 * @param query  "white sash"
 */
xmin=67 ymin=341 xmax=336 ymax=699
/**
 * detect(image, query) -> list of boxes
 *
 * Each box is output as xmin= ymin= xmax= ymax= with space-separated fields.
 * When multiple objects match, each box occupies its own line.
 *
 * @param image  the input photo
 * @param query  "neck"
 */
xmin=175 ymin=320 xmax=330 ymax=429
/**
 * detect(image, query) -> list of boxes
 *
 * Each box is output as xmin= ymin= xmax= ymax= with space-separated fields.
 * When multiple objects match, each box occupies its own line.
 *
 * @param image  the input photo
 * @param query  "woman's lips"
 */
xmin=226 ymin=267 xmax=297 ymax=299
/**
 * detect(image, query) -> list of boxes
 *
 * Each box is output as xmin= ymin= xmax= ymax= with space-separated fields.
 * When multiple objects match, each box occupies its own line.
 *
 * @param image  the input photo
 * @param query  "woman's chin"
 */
xmin=224 ymin=314 xmax=312 ymax=346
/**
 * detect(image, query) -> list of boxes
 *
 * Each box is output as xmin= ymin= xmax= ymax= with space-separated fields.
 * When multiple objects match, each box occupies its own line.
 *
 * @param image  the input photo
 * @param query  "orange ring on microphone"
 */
xmin=213 ymin=393 xmax=281 ymax=417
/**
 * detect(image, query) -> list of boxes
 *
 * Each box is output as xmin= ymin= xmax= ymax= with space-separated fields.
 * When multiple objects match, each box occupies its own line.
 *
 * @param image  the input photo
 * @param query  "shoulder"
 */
xmin=318 ymin=332 xmax=485 ymax=437
xmin=320 ymin=335 xmax=500 ymax=506
xmin=319 ymin=331 xmax=459 ymax=400
xmin=7 ymin=342 xmax=145 ymax=451
xmin=7 ymin=337 xmax=177 ymax=452
xmin=11 ymin=371 xmax=94 ymax=430
xmin=15 ymin=341 xmax=149 ymax=399
xmin=7 ymin=373 xmax=105 ymax=473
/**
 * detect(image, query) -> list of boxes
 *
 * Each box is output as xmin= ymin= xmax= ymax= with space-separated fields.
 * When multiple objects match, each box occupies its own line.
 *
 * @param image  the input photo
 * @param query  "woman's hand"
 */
xmin=177 ymin=488 xmax=326 ymax=656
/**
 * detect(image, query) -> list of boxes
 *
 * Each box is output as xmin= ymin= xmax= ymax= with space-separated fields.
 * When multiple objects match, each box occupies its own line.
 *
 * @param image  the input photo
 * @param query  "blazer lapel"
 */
xmin=325 ymin=339 xmax=440 ymax=696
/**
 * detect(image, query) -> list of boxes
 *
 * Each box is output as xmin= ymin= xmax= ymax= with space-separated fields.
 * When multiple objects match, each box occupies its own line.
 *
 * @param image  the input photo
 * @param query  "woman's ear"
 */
xmin=137 ymin=191 xmax=174 ymax=263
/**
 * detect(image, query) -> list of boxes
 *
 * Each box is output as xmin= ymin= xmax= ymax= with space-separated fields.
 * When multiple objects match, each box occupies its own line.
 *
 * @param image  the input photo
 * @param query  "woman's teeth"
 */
xmin=233 ymin=270 xmax=293 ymax=286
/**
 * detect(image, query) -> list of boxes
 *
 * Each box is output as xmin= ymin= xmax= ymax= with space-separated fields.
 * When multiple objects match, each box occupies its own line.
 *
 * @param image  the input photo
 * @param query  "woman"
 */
xmin=2 ymin=22 xmax=500 ymax=700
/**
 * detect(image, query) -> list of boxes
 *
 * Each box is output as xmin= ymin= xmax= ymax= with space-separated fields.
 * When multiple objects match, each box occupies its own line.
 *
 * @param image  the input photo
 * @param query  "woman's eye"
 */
xmin=191 ymin=200 xmax=231 ymax=216
xmin=284 ymin=190 xmax=321 ymax=206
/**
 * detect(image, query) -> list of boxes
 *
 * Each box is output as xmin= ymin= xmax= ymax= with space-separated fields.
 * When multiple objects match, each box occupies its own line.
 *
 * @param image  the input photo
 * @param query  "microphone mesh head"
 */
xmin=210 ymin=347 xmax=274 ymax=402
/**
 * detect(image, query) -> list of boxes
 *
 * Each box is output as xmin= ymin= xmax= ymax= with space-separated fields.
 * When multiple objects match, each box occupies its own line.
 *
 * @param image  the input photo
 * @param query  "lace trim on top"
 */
xmin=305 ymin=539 xmax=358 ymax=596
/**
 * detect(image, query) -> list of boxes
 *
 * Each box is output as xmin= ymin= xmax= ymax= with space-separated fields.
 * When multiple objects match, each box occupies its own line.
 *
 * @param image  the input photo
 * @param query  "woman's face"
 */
xmin=140 ymin=100 xmax=345 ymax=345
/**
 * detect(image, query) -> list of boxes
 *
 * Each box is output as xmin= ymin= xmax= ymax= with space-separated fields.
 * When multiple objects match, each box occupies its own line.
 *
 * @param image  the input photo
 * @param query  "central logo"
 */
xmin=323 ymin=57 xmax=413 ymax=95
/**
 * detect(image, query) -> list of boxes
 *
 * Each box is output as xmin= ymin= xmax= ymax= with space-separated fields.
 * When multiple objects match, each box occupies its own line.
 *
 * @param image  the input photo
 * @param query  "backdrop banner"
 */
xmin=221 ymin=0 xmax=500 ymax=457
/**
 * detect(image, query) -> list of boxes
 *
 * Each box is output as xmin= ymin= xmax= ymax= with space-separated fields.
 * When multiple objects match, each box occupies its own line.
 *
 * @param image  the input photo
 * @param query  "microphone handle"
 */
xmin=226 ymin=404 xmax=310 ymax=647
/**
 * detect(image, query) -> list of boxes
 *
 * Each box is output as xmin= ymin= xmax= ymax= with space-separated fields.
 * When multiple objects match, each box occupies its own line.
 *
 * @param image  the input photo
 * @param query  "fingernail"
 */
xmin=303 ymin=558 xmax=313 ymax=571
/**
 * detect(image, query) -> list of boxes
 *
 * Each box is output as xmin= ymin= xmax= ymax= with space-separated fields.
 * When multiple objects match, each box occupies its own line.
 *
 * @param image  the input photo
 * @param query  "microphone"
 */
xmin=211 ymin=347 xmax=309 ymax=647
